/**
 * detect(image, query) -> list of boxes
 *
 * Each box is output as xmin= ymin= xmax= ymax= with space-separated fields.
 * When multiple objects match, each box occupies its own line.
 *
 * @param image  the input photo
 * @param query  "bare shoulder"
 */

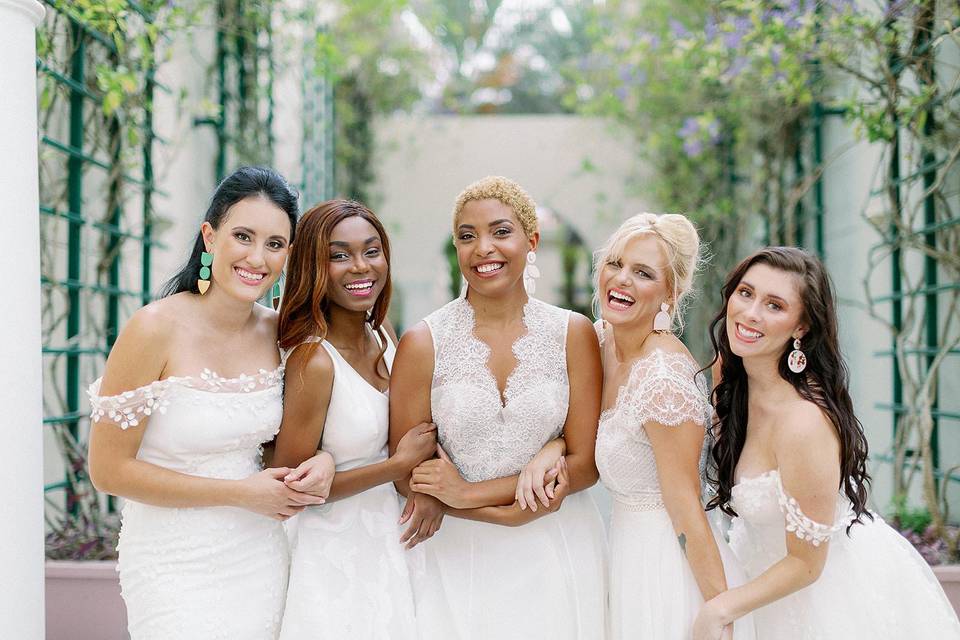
xmin=252 ymin=302 xmax=280 ymax=336
xmin=566 ymin=312 xmax=600 ymax=348
xmin=99 ymin=298 xmax=180 ymax=393
xmin=641 ymin=331 xmax=692 ymax=359
xmin=397 ymin=320 xmax=434 ymax=359
xmin=284 ymin=341 xmax=334 ymax=393
xmin=382 ymin=318 xmax=400 ymax=347
xmin=774 ymin=399 xmax=841 ymax=468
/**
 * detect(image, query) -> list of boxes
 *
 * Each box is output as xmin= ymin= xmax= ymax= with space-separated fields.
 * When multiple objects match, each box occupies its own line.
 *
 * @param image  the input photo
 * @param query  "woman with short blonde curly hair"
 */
xmin=390 ymin=176 xmax=607 ymax=638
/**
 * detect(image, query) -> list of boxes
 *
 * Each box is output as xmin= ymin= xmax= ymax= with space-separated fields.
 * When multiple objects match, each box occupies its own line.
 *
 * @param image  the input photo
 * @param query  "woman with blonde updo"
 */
xmin=588 ymin=213 xmax=754 ymax=638
xmin=389 ymin=176 xmax=607 ymax=638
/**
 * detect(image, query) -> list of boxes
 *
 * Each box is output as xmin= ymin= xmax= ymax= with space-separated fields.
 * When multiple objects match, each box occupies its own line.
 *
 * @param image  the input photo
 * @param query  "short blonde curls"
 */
xmin=593 ymin=212 xmax=702 ymax=333
xmin=452 ymin=176 xmax=538 ymax=238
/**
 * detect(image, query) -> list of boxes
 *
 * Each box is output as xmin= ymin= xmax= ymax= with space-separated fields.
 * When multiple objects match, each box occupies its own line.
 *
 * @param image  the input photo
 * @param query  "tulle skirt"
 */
xmin=608 ymin=502 xmax=756 ymax=640
xmin=408 ymin=491 xmax=607 ymax=639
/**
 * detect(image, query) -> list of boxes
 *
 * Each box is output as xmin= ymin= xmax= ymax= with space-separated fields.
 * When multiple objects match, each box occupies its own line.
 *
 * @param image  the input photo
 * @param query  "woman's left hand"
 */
xmin=284 ymin=450 xmax=336 ymax=499
xmin=692 ymin=598 xmax=731 ymax=640
xmin=410 ymin=445 xmax=473 ymax=508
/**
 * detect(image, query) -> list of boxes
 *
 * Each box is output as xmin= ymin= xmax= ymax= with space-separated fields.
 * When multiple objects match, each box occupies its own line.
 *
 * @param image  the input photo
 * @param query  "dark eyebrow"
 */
xmin=457 ymin=224 xmax=476 ymax=231
xmin=488 ymin=219 xmax=514 ymax=227
xmin=232 ymin=225 xmax=255 ymax=235
xmin=329 ymin=237 xmax=379 ymax=248
xmin=740 ymin=280 xmax=789 ymax=305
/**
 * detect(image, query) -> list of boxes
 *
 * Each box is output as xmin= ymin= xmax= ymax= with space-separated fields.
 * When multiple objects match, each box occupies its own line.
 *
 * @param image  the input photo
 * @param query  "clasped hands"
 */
xmin=240 ymin=450 xmax=335 ymax=521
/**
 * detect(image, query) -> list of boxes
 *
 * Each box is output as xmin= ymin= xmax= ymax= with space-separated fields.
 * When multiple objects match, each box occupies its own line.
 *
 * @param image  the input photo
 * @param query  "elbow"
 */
xmin=88 ymin=462 xmax=117 ymax=496
xmin=791 ymin=554 xmax=827 ymax=588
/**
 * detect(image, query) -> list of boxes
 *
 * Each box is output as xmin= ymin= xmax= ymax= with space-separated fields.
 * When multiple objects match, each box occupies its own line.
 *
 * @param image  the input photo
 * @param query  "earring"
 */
xmin=198 ymin=251 xmax=213 ymax=295
xmin=523 ymin=250 xmax=540 ymax=296
xmin=653 ymin=302 xmax=671 ymax=333
xmin=788 ymin=337 xmax=807 ymax=373
xmin=271 ymin=281 xmax=282 ymax=310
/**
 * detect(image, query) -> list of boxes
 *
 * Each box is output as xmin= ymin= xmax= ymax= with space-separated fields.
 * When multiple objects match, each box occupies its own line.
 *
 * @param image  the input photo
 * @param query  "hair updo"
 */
xmin=452 ymin=176 xmax=538 ymax=238
xmin=593 ymin=212 xmax=701 ymax=331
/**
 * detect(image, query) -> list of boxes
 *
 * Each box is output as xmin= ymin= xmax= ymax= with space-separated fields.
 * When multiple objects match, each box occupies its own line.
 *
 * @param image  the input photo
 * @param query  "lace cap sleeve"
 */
xmin=620 ymin=350 xmax=711 ymax=428
xmin=88 ymin=377 xmax=171 ymax=429
xmin=775 ymin=472 xmax=855 ymax=546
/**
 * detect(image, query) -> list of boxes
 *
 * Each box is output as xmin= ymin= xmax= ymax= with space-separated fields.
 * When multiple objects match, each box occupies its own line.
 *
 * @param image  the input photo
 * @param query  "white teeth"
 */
xmin=236 ymin=268 xmax=264 ymax=281
xmin=346 ymin=281 xmax=373 ymax=290
xmin=609 ymin=291 xmax=635 ymax=303
xmin=476 ymin=263 xmax=503 ymax=274
xmin=737 ymin=324 xmax=763 ymax=339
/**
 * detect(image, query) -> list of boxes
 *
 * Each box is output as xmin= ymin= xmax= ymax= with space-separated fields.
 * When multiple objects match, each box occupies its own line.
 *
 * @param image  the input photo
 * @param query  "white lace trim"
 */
xmin=88 ymin=365 xmax=284 ymax=429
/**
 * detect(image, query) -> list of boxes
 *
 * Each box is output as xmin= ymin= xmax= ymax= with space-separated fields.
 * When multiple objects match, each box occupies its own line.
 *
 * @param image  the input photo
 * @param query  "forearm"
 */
xmin=709 ymin=553 xmax=824 ymax=625
xmin=93 ymin=457 xmax=242 ymax=509
xmin=326 ymin=457 xmax=403 ymax=503
xmin=667 ymin=504 xmax=728 ymax=601
xmin=564 ymin=450 xmax=599 ymax=493
xmin=457 ymin=475 xmax=519 ymax=508
xmin=445 ymin=501 xmax=542 ymax=527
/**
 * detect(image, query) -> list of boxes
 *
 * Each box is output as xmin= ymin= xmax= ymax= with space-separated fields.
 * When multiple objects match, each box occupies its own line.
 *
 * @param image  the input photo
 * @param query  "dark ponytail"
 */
xmin=160 ymin=166 xmax=300 ymax=297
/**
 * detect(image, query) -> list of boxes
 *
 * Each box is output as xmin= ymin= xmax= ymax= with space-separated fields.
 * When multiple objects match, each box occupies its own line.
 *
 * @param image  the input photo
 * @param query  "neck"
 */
xmin=742 ymin=353 xmax=793 ymax=402
xmin=610 ymin=315 xmax=655 ymax=363
xmin=465 ymin=282 xmax=529 ymax=327
xmin=325 ymin=303 xmax=371 ymax=351
xmin=199 ymin=286 xmax=257 ymax=333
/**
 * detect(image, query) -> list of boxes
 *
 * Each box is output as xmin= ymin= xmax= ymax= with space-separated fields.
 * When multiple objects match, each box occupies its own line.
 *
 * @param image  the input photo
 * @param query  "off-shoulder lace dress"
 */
xmin=729 ymin=469 xmax=960 ymax=638
xmin=278 ymin=336 xmax=417 ymax=639
xmin=594 ymin=320 xmax=755 ymax=639
xmin=88 ymin=366 xmax=289 ymax=640
xmin=408 ymin=296 xmax=607 ymax=639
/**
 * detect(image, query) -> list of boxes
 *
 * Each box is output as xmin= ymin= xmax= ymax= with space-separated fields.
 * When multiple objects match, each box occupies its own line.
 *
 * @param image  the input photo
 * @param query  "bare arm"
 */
xmin=694 ymin=404 xmax=841 ymax=639
xmin=88 ymin=306 xmax=319 ymax=518
xmin=647 ymin=419 xmax=727 ymax=601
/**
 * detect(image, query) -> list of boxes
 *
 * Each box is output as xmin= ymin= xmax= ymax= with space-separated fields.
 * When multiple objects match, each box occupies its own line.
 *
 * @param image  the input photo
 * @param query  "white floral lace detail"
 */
xmin=774 ymin=471 xmax=855 ymax=546
xmin=596 ymin=349 xmax=710 ymax=510
xmin=88 ymin=365 xmax=284 ymax=429
xmin=426 ymin=297 xmax=570 ymax=482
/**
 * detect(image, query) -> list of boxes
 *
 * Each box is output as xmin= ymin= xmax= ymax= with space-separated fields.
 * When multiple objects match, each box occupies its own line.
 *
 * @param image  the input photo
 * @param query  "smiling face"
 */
xmin=455 ymin=198 xmax=538 ymax=297
xmin=201 ymin=196 xmax=291 ymax=303
xmin=598 ymin=233 xmax=672 ymax=330
xmin=725 ymin=262 xmax=808 ymax=363
xmin=324 ymin=215 xmax=388 ymax=313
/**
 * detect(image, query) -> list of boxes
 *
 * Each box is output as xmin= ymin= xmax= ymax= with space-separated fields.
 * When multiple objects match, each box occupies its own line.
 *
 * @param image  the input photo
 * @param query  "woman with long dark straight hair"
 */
xmin=272 ymin=200 xmax=437 ymax=639
xmin=692 ymin=247 xmax=960 ymax=640
xmin=87 ymin=166 xmax=326 ymax=639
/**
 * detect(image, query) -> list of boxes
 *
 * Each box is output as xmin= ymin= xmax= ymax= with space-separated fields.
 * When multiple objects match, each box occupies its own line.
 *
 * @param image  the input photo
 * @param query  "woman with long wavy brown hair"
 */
xmin=692 ymin=247 xmax=959 ymax=640
xmin=272 ymin=199 xmax=437 ymax=639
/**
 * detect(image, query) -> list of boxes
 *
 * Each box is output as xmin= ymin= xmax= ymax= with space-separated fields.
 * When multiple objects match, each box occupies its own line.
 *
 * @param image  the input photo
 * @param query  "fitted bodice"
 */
xmin=89 ymin=366 xmax=284 ymax=480
xmin=594 ymin=322 xmax=712 ymax=511
xmin=729 ymin=469 xmax=856 ymax=577
xmin=314 ymin=335 xmax=395 ymax=472
xmin=424 ymin=296 xmax=570 ymax=482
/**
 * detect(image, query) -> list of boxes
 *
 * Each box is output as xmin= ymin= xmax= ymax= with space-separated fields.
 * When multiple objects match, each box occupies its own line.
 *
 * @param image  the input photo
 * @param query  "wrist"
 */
xmin=385 ymin=454 xmax=406 ymax=481
xmin=710 ymin=592 xmax=736 ymax=626
xmin=223 ymin=478 xmax=245 ymax=508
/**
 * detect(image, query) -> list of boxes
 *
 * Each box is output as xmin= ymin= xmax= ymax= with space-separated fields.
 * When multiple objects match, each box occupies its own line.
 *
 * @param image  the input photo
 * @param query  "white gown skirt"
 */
xmin=408 ymin=491 xmax=607 ymax=640
xmin=279 ymin=483 xmax=418 ymax=639
xmin=730 ymin=517 xmax=960 ymax=639
xmin=608 ymin=502 xmax=755 ymax=640
xmin=117 ymin=501 xmax=289 ymax=640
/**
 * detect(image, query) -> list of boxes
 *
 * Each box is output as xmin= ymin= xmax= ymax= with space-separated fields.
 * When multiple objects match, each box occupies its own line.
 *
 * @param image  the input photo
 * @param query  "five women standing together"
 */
xmin=89 ymin=167 xmax=960 ymax=639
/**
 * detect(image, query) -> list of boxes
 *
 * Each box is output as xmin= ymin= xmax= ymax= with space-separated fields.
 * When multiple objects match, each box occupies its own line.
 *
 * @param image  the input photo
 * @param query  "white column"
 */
xmin=0 ymin=1 xmax=47 ymax=638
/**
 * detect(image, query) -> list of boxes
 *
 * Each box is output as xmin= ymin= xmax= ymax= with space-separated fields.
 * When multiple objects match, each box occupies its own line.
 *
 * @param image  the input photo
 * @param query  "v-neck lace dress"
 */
xmin=729 ymin=469 xmax=960 ymax=639
xmin=278 ymin=336 xmax=418 ymax=639
xmin=88 ymin=366 xmax=290 ymax=640
xmin=593 ymin=331 xmax=755 ymax=640
xmin=408 ymin=296 xmax=607 ymax=640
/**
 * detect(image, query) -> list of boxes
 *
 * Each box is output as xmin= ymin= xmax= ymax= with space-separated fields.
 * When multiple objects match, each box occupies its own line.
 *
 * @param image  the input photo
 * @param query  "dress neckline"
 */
xmin=323 ymin=336 xmax=392 ymax=396
xmin=599 ymin=347 xmax=699 ymax=420
xmin=459 ymin=296 xmax=534 ymax=408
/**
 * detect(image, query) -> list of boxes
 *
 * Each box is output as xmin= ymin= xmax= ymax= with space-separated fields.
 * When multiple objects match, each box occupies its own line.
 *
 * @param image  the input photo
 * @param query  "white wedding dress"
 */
xmin=278 ymin=335 xmax=417 ymax=639
xmin=594 ymin=322 xmax=755 ymax=640
xmin=88 ymin=366 xmax=289 ymax=640
xmin=409 ymin=296 xmax=607 ymax=639
xmin=729 ymin=469 xmax=960 ymax=638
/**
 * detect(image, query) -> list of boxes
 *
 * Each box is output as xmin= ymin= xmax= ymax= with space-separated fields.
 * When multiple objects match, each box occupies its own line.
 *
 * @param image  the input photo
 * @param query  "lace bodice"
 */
xmin=594 ymin=341 xmax=712 ymax=511
xmin=424 ymin=296 xmax=570 ymax=482
xmin=88 ymin=366 xmax=284 ymax=480
xmin=729 ymin=469 xmax=856 ymax=575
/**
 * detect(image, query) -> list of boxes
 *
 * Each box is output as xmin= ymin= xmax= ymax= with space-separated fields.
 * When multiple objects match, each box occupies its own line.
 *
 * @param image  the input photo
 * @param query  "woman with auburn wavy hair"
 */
xmin=272 ymin=200 xmax=437 ymax=639
xmin=693 ymin=247 xmax=960 ymax=640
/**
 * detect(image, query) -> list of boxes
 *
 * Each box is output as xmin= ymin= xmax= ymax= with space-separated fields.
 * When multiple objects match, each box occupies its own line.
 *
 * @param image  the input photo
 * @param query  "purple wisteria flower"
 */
xmin=614 ymin=86 xmax=629 ymax=101
xmin=770 ymin=45 xmax=783 ymax=67
xmin=704 ymin=16 xmax=718 ymax=41
xmin=669 ymin=19 xmax=690 ymax=39
xmin=678 ymin=117 xmax=700 ymax=139
xmin=683 ymin=139 xmax=704 ymax=157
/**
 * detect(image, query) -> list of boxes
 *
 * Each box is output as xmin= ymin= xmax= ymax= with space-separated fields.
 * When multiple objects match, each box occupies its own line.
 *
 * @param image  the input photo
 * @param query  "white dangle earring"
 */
xmin=523 ymin=250 xmax=540 ymax=295
xmin=653 ymin=302 xmax=671 ymax=333
xmin=787 ymin=337 xmax=807 ymax=373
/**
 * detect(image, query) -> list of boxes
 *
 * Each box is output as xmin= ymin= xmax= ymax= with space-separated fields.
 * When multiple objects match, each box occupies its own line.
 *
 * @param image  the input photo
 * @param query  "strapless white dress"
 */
xmin=88 ymin=366 xmax=289 ymax=640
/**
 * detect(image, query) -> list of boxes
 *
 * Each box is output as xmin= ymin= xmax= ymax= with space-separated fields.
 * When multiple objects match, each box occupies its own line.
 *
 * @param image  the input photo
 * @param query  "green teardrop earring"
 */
xmin=271 ymin=281 xmax=282 ymax=310
xmin=198 ymin=251 xmax=213 ymax=294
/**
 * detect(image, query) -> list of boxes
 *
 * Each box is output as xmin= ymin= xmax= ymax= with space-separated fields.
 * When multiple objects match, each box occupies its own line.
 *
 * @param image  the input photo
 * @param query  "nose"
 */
xmin=743 ymin=297 xmax=763 ymax=323
xmin=616 ymin=266 xmax=631 ymax=287
xmin=350 ymin=254 xmax=370 ymax=273
xmin=475 ymin=234 xmax=495 ymax=256
xmin=247 ymin=243 xmax=266 ymax=268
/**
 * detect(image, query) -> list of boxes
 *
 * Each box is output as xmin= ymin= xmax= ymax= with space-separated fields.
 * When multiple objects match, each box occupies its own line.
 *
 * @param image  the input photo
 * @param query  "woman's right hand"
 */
xmin=393 ymin=422 xmax=438 ymax=472
xmin=236 ymin=467 xmax=325 ymax=520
